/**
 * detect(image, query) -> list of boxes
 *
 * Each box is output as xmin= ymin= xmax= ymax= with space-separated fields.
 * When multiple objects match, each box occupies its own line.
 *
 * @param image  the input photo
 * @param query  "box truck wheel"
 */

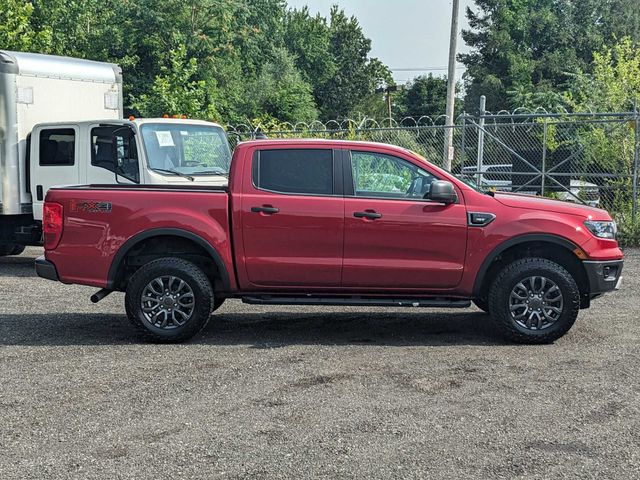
xmin=10 ymin=245 xmax=25 ymax=256
xmin=124 ymin=257 xmax=214 ymax=343
xmin=0 ymin=244 xmax=24 ymax=256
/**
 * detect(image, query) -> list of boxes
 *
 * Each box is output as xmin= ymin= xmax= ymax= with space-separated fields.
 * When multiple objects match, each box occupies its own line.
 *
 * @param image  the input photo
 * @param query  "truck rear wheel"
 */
xmin=488 ymin=257 xmax=580 ymax=344
xmin=125 ymin=257 xmax=214 ymax=343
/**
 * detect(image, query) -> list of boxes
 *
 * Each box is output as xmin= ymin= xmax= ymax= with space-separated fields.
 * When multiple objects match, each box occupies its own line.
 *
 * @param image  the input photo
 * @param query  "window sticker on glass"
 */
xmin=155 ymin=130 xmax=174 ymax=147
xmin=180 ymin=131 xmax=189 ymax=136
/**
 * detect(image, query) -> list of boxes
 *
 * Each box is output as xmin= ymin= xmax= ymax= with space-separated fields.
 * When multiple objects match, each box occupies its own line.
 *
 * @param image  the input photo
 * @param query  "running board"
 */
xmin=242 ymin=296 xmax=471 ymax=308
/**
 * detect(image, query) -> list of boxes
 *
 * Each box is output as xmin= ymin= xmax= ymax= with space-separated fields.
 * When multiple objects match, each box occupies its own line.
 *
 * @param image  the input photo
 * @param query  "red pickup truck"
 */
xmin=36 ymin=139 xmax=623 ymax=343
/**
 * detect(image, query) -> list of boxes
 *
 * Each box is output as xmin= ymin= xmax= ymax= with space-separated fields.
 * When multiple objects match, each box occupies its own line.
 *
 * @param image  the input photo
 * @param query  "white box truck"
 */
xmin=0 ymin=51 xmax=230 ymax=255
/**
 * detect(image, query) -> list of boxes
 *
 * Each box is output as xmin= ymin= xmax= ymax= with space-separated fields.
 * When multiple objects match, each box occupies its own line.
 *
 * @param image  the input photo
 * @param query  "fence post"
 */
xmin=633 ymin=103 xmax=639 ymax=220
xmin=460 ymin=114 xmax=467 ymax=170
xmin=476 ymin=95 xmax=486 ymax=185
xmin=541 ymin=118 xmax=548 ymax=197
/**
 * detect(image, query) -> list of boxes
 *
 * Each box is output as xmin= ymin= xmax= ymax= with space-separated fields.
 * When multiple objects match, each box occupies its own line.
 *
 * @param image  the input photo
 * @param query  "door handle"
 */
xmin=251 ymin=206 xmax=280 ymax=214
xmin=354 ymin=211 xmax=382 ymax=220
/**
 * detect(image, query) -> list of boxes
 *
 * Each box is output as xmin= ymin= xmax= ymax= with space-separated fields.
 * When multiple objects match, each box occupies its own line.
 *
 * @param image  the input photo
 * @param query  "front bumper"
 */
xmin=35 ymin=256 xmax=59 ymax=282
xmin=583 ymin=259 xmax=623 ymax=295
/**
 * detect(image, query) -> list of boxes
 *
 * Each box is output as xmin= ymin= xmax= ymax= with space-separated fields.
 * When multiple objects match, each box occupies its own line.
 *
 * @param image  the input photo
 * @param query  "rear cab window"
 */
xmin=39 ymin=128 xmax=75 ymax=166
xmin=252 ymin=149 xmax=335 ymax=195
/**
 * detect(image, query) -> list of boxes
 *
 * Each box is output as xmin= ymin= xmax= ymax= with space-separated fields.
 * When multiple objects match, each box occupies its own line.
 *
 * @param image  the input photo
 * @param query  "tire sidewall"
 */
xmin=490 ymin=259 xmax=580 ymax=342
xmin=126 ymin=259 xmax=213 ymax=341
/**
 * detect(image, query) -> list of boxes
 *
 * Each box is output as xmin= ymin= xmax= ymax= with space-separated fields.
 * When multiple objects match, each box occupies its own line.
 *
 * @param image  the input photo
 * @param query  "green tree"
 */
xmin=315 ymin=6 xmax=391 ymax=119
xmin=563 ymin=39 xmax=639 ymax=224
xmin=133 ymin=45 xmax=215 ymax=119
xmin=0 ymin=0 xmax=50 ymax=51
xmin=2 ymin=0 xmax=392 ymax=124
xmin=241 ymin=47 xmax=318 ymax=123
xmin=461 ymin=0 xmax=640 ymax=112
xmin=566 ymin=38 xmax=640 ymax=112
xmin=284 ymin=6 xmax=336 ymax=87
xmin=396 ymin=74 xmax=461 ymax=119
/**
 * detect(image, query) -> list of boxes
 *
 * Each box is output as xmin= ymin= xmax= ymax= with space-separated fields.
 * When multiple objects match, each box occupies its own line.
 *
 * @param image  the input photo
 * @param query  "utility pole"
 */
xmin=443 ymin=0 xmax=460 ymax=171
xmin=376 ymin=85 xmax=398 ymax=127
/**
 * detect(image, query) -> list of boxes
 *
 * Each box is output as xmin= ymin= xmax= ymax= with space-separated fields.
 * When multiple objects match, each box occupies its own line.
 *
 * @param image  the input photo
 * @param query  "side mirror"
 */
xmin=427 ymin=180 xmax=457 ymax=204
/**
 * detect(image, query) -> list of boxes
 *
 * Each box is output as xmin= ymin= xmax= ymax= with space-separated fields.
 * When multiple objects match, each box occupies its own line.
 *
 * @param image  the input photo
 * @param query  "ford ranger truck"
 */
xmin=35 ymin=139 xmax=624 ymax=343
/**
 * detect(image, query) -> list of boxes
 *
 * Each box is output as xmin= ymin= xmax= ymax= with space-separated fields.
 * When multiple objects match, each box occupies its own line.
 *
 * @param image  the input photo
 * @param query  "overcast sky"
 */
xmin=286 ymin=0 xmax=476 ymax=84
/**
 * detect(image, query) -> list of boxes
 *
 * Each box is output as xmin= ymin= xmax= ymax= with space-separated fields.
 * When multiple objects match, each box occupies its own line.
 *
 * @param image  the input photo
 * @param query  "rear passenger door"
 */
xmin=30 ymin=125 xmax=80 ymax=219
xmin=239 ymin=148 xmax=344 ymax=288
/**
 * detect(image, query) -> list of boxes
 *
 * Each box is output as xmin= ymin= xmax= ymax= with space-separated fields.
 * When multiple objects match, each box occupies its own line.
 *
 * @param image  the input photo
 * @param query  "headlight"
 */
xmin=584 ymin=220 xmax=617 ymax=239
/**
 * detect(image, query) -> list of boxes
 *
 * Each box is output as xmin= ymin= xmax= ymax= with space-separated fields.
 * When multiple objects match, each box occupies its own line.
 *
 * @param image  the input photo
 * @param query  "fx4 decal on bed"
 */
xmin=69 ymin=200 xmax=112 ymax=213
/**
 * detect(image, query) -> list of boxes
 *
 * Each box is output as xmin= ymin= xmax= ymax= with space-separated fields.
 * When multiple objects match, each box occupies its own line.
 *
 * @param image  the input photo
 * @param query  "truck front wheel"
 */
xmin=488 ymin=257 xmax=580 ymax=344
xmin=125 ymin=257 xmax=214 ymax=343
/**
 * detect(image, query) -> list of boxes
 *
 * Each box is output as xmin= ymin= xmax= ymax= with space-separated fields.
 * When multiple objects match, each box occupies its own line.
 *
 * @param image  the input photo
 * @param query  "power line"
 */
xmin=390 ymin=66 xmax=465 ymax=71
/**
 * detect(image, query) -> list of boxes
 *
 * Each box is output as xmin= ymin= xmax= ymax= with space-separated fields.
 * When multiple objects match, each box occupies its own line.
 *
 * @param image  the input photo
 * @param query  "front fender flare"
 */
xmin=472 ymin=233 xmax=579 ymax=297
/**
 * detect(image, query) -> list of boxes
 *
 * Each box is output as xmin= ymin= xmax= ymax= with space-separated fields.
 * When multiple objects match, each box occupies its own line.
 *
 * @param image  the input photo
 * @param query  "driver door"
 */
xmin=342 ymin=150 xmax=468 ymax=290
xmin=87 ymin=124 xmax=140 ymax=184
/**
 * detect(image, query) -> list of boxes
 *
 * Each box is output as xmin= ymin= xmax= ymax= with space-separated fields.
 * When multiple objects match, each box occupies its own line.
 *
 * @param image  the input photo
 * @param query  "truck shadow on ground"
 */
xmin=0 ymin=254 xmax=38 ymax=277
xmin=0 ymin=310 xmax=506 ymax=347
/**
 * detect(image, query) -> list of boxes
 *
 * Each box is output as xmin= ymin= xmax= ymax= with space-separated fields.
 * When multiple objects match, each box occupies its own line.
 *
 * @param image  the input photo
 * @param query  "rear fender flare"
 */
xmin=106 ymin=228 xmax=230 ymax=291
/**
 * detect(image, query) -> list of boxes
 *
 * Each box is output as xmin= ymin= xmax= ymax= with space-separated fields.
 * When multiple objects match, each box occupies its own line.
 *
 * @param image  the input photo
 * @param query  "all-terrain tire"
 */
xmin=125 ymin=257 xmax=214 ymax=343
xmin=488 ymin=257 xmax=580 ymax=344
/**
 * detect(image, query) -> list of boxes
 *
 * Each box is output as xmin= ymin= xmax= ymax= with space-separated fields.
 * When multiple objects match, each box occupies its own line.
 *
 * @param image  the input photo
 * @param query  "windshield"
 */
xmin=454 ymin=171 xmax=485 ymax=192
xmin=140 ymin=123 xmax=231 ymax=176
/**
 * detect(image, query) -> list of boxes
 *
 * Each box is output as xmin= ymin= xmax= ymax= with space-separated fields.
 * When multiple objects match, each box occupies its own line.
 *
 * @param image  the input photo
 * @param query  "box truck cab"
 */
xmin=29 ymin=117 xmax=230 ymax=219
xmin=0 ymin=50 xmax=229 ymax=255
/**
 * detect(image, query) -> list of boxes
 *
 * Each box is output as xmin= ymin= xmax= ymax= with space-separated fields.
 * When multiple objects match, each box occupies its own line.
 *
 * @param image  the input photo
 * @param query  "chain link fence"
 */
xmin=226 ymin=110 xmax=640 ymax=244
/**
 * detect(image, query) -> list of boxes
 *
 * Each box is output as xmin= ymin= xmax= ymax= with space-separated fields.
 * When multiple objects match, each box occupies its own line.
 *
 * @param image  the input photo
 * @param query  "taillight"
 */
xmin=43 ymin=202 xmax=63 ymax=250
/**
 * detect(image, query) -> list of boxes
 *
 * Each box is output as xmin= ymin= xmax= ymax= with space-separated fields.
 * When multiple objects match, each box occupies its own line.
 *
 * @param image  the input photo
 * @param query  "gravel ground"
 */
xmin=1 ymin=247 xmax=639 ymax=479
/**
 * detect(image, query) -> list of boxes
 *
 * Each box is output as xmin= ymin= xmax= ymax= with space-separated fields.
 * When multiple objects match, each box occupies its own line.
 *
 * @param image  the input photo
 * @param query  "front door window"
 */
xmin=91 ymin=126 xmax=140 ymax=183
xmin=351 ymin=151 xmax=437 ymax=199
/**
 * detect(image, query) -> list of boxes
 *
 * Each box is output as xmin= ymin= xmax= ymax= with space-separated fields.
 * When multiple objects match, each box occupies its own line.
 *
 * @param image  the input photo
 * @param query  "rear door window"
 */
xmin=253 ymin=149 xmax=334 ymax=195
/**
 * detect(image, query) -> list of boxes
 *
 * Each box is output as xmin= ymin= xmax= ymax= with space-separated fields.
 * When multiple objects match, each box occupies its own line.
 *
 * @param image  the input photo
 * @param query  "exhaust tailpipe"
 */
xmin=90 ymin=289 xmax=113 ymax=303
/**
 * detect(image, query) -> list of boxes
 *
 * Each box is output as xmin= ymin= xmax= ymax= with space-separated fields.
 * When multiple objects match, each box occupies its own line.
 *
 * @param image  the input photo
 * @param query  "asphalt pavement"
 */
xmin=1 ymin=247 xmax=639 ymax=479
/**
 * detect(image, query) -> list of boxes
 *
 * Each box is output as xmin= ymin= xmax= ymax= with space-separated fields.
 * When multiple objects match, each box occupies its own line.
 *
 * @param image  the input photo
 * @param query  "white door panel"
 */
xmin=30 ymin=125 xmax=80 ymax=220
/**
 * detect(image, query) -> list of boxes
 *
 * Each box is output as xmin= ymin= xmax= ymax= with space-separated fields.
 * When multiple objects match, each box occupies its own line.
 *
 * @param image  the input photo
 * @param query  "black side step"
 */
xmin=242 ymin=296 xmax=471 ymax=308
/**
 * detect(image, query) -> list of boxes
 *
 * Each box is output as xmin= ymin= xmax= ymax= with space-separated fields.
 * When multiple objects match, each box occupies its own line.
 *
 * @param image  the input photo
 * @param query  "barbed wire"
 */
xmin=225 ymin=107 xmax=639 ymax=136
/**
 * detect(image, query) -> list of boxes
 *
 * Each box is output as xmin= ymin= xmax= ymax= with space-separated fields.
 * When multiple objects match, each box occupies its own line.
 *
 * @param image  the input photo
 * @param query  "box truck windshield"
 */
xmin=140 ymin=123 xmax=231 ymax=176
